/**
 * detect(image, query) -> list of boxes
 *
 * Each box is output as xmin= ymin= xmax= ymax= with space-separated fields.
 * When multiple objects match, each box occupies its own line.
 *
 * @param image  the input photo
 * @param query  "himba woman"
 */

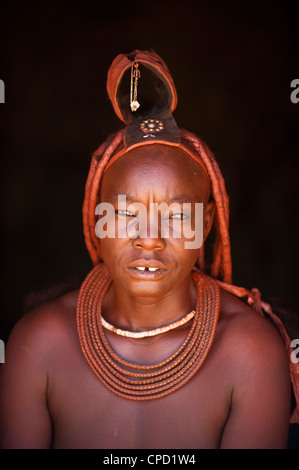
xmin=0 ymin=50 xmax=298 ymax=449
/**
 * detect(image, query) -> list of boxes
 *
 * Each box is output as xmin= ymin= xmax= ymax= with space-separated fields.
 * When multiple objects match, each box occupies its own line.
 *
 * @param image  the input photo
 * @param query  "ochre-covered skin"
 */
xmin=82 ymin=133 xmax=299 ymax=423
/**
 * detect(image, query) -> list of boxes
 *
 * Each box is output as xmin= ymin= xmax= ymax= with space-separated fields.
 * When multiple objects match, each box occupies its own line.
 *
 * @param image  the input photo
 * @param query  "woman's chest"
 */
xmin=48 ymin=349 xmax=230 ymax=449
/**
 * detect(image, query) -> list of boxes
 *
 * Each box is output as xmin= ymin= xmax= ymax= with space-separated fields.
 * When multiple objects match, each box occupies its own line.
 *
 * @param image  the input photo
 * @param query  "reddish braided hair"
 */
xmin=82 ymin=127 xmax=232 ymax=284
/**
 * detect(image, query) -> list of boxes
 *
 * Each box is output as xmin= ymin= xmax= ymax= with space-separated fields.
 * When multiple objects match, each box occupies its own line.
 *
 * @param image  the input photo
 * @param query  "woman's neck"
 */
xmin=101 ymin=272 xmax=197 ymax=332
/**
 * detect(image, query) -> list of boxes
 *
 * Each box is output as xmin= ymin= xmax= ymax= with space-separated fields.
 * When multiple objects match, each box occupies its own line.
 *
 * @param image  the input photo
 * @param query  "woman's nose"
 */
xmin=130 ymin=214 xmax=166 ymax=251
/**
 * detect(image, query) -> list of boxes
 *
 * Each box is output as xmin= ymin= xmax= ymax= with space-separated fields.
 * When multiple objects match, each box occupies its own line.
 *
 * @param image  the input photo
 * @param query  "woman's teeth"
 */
xmin=135 ymin=267 xmax=159 ymax=272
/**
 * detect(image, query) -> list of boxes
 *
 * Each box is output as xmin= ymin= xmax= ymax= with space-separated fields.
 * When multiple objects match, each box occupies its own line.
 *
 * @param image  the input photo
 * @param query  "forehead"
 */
xmin=101 ymin=143 xmax=211 ymax=201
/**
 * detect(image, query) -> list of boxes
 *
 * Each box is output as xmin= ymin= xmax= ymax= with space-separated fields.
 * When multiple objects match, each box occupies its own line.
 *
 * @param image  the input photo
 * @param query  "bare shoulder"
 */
xmin=0 ymin=290 xmax=80 ymax=449
xmin=5 ymin=289 xmax=80 ymax=361
xmin=217 ymin=288 xmax=291 ymax=448
xmin=217 ymin=287 xmax=289 ymax=373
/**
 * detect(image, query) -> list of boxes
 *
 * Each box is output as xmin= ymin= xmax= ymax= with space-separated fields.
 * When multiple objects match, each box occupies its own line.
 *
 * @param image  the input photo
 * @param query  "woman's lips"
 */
xmin=128 ymin=259 xmax=168 ymax=270
xmin=127 ymin=266 xmax=166 ymax=279
xmin=127 ymin=259 xmax=168 ymax=279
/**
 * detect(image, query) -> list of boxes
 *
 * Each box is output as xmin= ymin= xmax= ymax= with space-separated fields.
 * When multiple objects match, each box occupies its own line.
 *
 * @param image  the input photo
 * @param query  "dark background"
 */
xmin=0 ymin=0 xmax=298 ymax=447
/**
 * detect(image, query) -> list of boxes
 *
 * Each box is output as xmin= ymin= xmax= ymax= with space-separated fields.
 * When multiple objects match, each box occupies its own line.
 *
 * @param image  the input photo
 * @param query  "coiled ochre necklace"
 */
xmin=76 ymin=263 xmax=220 ymax=401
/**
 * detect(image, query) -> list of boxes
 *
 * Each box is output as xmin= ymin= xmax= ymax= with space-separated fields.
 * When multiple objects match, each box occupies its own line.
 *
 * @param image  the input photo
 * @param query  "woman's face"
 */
xmin=98 ymin=143 xmax=214 ymax=299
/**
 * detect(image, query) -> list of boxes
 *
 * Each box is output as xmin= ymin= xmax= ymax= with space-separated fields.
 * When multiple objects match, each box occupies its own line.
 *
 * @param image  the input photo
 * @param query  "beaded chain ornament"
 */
xmin=76 ymin=263 xmax=221 ymax=401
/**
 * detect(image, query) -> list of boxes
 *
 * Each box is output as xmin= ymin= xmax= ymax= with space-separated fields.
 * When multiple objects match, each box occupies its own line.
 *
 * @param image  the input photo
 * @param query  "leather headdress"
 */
xmin=103 ymin=49 xmax=209 ymax=176
xmin=107 ymin=50 xmax=179 ymax=146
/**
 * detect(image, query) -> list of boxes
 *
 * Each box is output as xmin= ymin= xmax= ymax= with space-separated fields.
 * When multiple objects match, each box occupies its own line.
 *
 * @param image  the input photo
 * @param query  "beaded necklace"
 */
xmin=76 ymin=263 xmax=220 ymax=401
xmin=101 ymin=310 xmax=195 ymax=338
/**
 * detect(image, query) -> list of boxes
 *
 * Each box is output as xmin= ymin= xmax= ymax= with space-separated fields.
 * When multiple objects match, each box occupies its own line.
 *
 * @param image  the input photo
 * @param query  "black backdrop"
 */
xmin=0 ymin=0 xmax=299 ymax=447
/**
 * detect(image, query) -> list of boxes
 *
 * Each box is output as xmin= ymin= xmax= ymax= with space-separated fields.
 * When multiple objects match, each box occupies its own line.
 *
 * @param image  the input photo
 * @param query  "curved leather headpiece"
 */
xmin=106 ymin=49 xmax=180 ymax=149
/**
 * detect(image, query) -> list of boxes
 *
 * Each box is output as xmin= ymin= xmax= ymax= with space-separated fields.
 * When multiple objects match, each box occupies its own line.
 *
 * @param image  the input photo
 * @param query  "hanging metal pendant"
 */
xmin=130 ymin=100 xmax=140 ymax=112
xmin=130 ymin=62 xmax=141 ymax=112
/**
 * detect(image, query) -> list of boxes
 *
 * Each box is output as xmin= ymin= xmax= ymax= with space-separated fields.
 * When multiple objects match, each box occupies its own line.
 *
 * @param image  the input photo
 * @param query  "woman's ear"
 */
xmin=203 ymin=200 xmax=216 ymax=241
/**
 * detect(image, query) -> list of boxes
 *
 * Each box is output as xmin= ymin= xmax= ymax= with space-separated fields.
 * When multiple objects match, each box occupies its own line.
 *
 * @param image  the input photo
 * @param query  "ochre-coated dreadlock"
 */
xmin=83 ymin=128 xmax=232 ymax=284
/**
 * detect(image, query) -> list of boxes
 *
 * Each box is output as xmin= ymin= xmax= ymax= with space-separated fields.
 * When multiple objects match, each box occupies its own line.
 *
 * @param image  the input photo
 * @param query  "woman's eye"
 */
xmin=116 ymin=210 xmax=135 ymax=217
